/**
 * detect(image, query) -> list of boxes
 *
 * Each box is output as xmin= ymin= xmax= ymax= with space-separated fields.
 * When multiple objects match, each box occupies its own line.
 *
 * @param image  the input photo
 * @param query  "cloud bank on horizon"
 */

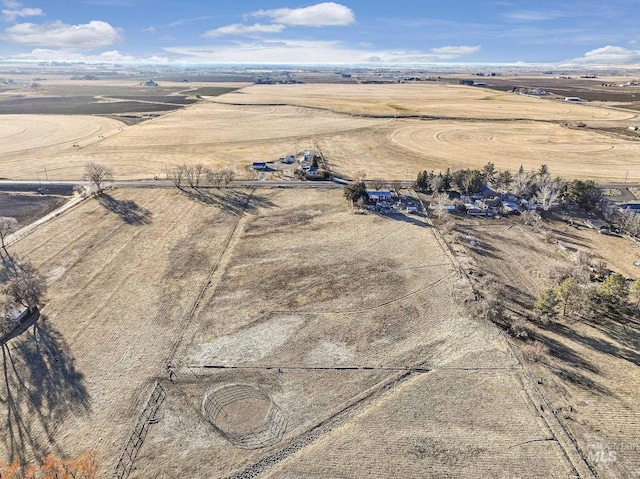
xmin=0 ymin=0 xmax=638 ymax=66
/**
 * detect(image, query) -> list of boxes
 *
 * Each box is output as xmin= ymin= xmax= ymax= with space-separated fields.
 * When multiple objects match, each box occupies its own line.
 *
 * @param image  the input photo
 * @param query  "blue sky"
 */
xmin=0 ymin=0 xmax=639 ymax=65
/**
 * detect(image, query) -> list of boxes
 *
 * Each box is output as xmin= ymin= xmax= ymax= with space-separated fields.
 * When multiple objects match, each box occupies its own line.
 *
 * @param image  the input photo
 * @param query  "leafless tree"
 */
xmin=432 ymin=192 xmax=452 ymax=219
xmin=352 ymin=170 xmax=367 ymax=182
xmin=220 ymin=168 xmax=236 ymax=187
xmin=3 ymin=260 xmax=46 ymax=312
xmin=534 ymin=176 xmax=564 ymax=211
xmin=510 ymin=170 xmax=536 ymax=198
xmin=370 ymin=179 xmax=385 ymax=190
xmin=206 ymin=168 xmax=223 ymax=188
xmin=429 ymin=175 xmax=444 ymax=193
xmin=388 ymin=180 xmax=402 ymax=196
xmin=0 ymin=217 xmax=18 ymax=262
xmin=620 ymin=209 xmax=640 ymax=237
xmin=166 ymin=164 xmax=185 ymax=189
xmin=85 ymin=162 xmax=113 ymax=192
xmin=521 ymin=210 xmax=541 ymax=227
xmin=184 ymin=163 xmax=206 ymax=188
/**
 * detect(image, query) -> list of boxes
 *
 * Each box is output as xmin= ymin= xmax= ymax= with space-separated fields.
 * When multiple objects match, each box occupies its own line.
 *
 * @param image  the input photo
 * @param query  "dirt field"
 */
xmin=0 ymin=192 xmax=69 ymax=227
xmin=1 ymin=82 xmax=639 ymax=181
xmin=444 ymin=213 xmax=640 ymax=479
xmin=0 ymin=187 xmax=582 ymax=478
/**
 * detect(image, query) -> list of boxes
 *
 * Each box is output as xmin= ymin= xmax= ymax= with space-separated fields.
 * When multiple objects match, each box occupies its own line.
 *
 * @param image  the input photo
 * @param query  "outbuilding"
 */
xmin=252 ymin=162 xmax=268 ymax=170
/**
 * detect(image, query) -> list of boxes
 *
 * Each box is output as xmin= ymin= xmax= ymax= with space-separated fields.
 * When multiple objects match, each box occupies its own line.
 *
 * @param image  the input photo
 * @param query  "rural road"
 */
xmin=2 ymin=178 xmax=638 ymax=190
xmin=0 ymin=178 xmax=355 ymax=189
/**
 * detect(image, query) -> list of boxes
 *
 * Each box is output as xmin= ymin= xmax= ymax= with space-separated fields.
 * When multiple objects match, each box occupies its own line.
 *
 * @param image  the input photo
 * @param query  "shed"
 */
xmin=252 ymin=162 xmax=268 ymax=170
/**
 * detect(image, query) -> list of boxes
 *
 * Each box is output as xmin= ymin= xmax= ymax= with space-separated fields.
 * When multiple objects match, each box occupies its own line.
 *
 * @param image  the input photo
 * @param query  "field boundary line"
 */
xmin=188 ymin=364 xmax=518 ymax=372
xmin=164 ymin=188 xmax=255 ymax=370
xmin=509 ymin=341 xmax=599 ymax=479
xmin=111 ymin=380 xmax=166 ymax=479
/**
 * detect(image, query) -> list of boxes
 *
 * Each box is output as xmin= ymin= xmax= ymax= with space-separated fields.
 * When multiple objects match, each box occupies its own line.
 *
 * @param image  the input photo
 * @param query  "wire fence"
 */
xmin=112 ymin=380 xmax=166 ymax=479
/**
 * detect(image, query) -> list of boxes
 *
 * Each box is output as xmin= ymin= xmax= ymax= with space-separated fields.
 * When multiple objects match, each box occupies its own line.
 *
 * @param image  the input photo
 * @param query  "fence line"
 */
xmin=112 ymin=380 xmax=166 ymax=479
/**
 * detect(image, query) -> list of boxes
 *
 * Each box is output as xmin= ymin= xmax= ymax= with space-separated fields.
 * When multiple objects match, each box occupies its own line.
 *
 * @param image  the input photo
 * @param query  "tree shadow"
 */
xmin=372 ymin=210 xmax=431 ymax=228
xmin=98 ymin=193 xmax=152 ymax=225
xmin=555 ymin=316 xmax=640 ymax=367
xmin=181 ymin=188 xmax=276 ymax=216
xmin=1 ymin=316 xmax=90 ymax=462
xmin=529 ymin=330 xmax=614 ymax=396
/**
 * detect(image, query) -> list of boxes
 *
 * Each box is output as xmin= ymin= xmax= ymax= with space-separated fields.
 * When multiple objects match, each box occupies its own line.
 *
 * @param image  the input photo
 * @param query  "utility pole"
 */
xmin=44 ymin=165 xmax=49 ymax=182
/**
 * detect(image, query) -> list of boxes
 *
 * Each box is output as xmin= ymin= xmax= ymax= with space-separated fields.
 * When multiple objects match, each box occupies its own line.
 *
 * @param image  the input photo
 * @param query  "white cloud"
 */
xmin=2 ymin=6 xmax=43 ymax=21
xmin=430 ymin=45 xmax=481 ymax=56
xmin=142 ymin=26 xmax=155 ymax=33
xmin=502 ymin=10 xmax=565 ymax=22
xmin=2 ymin=0 xmax=22 ymax=8
xmin=564 ymin=45 xmax=640 ymax=65
xmin=203 ymin=23 xmax=285 ymax=38
xmin=2 ymin=20 xmax=121 ymax=49
xmin=4 ymin=48 xmax=169 ymax=63
xmin=251 ymin=2 xmax=354 ymax=27
xmin=163 ymin=39 xmax=480 ymax=63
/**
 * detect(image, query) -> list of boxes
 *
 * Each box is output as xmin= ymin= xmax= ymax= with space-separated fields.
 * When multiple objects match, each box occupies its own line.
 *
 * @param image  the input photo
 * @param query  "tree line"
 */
xmin=413 ymin=162 xmax=602 ymax=211
xmin=165 ymin=163 xmax=235 ymax=189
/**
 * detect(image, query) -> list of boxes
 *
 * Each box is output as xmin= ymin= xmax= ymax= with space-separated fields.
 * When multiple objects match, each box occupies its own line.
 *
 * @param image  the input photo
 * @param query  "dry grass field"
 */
xmin=0 ymin=187 xmax=588 ymax=478
xmin=214 ymin=83 xmax=636 ymax=121
xmin=1 ymin=187 xmax=243 ymax=470
xmin=444 ymin=215 xmax=640 ymax=479
xmin=1 ymin=81 xmax=639 ymax=182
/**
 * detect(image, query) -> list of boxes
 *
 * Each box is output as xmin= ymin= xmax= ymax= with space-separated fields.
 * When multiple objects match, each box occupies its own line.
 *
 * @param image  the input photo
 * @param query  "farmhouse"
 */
xmin=368 ymin=190 xmax=392 ymax=202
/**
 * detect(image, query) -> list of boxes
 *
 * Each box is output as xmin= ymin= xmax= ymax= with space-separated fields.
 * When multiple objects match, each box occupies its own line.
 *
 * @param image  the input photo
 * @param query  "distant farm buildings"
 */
xmin=143 ymin=80 xmax=159 ymax=87
xmin=564 ymin=97 xmax=582 ymax=102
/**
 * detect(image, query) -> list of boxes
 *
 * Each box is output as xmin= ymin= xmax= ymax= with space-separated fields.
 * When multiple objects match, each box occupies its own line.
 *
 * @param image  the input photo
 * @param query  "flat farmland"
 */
xmin=0 ymin=102 xmax=389 ymax=180
xmin=316 ymin=118 xmax=640 ymax=182
xmin=214 ymin=83 xmax=636 ymax=121
xmin=0 ymin=114 xmax=123 ymax=160
xmin=1 ymin=187 xmax=580 ymax=478
xmin=1 ymin=82 xmax=640 ymax=182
